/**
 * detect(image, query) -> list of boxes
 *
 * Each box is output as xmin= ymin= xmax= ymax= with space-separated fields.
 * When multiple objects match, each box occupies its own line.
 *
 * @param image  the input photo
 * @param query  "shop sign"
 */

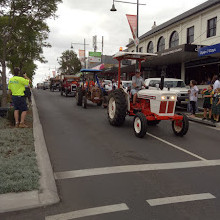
xmin=198 ymin=43 xmax=220 ymax=56
xmin=89 ymin=51 xmax=102 ymax=57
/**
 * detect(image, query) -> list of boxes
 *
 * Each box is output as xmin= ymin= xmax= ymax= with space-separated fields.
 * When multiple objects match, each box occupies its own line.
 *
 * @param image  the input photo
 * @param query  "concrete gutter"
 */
xmin=0 ymin=91 xmax=59 ymax=213
xmin=188 ymin=116 xmax=219 ymax=128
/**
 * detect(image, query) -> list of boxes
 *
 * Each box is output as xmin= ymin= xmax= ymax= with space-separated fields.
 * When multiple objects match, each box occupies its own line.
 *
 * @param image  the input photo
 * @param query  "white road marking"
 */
xmin=146 ymin=132 xmax=207 ymax=161
xmin=45 ymin=203 xmax=129 ymax=220
xmin=147 ymin=193 xmax=216 ymax=206
xmin=54 ymin=159 xmax=220 ymax=180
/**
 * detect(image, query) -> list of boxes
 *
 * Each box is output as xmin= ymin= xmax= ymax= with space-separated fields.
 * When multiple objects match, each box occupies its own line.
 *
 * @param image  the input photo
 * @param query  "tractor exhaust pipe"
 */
xmin=160 ymin=71 xmax=165 ymax=90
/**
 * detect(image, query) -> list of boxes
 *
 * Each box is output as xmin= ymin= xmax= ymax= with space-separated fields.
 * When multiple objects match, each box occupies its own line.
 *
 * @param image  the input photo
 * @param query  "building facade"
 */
xmin=125 ymin=0 xmax=220 ymax=85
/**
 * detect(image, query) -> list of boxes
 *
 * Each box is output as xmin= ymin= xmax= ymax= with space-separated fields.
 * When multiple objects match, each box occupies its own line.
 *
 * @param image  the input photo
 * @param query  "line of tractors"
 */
xmin=48 ymin=51 xmax=189 ymax=139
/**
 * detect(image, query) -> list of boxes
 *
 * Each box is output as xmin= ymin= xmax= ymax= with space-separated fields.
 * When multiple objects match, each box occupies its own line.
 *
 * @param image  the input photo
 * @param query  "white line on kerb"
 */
xmin=54 ymin=159 xmax=220 ymax=180
xmin=147 ymin=193 xmax=216 ymax=206
xmin=45 ymin=203 xmax=129 ymax=220
xmin=146 ymin=132 xmax=207 ymax=161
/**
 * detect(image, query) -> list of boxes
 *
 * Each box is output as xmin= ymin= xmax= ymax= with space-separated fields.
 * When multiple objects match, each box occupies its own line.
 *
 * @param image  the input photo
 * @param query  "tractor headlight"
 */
xmin=161 ymin=96 xmax=166 ymax=100
xmin=171 ymin=96 xmax=175 ymax=100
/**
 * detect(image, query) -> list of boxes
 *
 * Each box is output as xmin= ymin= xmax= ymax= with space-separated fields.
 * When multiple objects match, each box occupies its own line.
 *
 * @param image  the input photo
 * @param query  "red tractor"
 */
xmin=107 ymin=52 xmax=189 ymax=138
xmin=60 ymin=75 xmax=80 ymax=97
xmin=76 ymin=69 xmax=108 ymax=108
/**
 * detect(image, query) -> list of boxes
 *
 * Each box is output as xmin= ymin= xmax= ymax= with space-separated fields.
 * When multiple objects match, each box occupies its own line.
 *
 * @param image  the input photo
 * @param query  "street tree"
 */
xmin=58 ymin=50 xmax=82 ymax=75
xmin=0 ymin=0 xmax=62 ymax=107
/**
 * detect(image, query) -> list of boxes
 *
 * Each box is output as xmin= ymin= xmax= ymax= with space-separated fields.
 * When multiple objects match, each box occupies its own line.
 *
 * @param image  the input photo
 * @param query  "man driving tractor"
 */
xmin=131 ymin=70 xmax=146 ymax=105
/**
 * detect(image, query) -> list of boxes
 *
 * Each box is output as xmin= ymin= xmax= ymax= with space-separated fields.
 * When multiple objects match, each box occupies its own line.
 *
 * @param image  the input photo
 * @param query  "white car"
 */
xmin=121 ymin=80 xmax=132 ymax=91
xmin=145 ymin=78 xmax=189 ymax=105
xmin=103 ymin=80 xmax=112 ymax=91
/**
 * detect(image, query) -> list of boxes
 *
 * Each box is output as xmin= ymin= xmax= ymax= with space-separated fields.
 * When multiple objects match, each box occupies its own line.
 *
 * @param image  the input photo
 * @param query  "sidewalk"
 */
xmin=0 ymin=92 xmax=59 ymax=213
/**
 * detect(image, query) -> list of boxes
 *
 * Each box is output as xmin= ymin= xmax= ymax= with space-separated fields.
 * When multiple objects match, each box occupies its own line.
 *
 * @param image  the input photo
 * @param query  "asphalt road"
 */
xmin=1 ymin=89 xmax=220 ymax=220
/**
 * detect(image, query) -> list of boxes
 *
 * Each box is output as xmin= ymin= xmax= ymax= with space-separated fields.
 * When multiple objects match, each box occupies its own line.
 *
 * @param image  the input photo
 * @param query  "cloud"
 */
xmin=33 ymin=0 xmax=207 ymax=86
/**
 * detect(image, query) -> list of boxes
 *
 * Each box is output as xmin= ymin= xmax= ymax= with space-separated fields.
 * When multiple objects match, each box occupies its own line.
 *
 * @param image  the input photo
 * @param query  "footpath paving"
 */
xmin=0 ymin=93 xmax=59 ymax=213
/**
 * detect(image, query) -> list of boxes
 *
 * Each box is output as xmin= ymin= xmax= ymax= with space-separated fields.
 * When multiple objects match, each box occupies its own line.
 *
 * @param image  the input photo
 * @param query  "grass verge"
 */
xmin=0 ymin=110 xmax=40 ymax=194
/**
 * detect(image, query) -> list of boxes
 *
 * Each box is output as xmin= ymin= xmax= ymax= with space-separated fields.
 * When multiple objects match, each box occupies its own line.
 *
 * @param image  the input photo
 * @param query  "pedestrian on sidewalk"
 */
xmin=212 ymin=87 xmax=220 ymax=123
xmin=188 ymin=80 xmax=199 ymax=117
xmin=201 ymin=85 xmax=214 ymax=120
xmin=212 ymin=75 xmax=220 ymax=101
xmin=8 ymin=67 xmax=31 ymax=128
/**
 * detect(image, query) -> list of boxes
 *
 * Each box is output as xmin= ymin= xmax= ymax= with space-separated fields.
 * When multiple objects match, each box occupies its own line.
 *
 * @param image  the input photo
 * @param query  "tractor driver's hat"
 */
xmin=136 ymin=70 xmax=141 ymax=74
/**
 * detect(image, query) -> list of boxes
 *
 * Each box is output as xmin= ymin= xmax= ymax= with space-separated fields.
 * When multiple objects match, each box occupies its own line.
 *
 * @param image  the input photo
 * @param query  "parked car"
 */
xmin=144 ymin=78 xmax=189 ymax=105
xmin=37 ymin=83 xmax=44 ymax=89
xmin=43 ymin=81 xmax=50 ymax=90
xmin=60 ymin=75 xmax=80 ymax=97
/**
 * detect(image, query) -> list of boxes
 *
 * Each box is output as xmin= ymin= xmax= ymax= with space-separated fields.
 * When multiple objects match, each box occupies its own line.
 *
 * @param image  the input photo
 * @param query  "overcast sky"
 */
xmin=32 ymin=0 xmax=207 ymax=86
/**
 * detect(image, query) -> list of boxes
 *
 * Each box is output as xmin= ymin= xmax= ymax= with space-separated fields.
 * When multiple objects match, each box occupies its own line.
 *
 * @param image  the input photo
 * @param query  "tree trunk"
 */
xmin=1 ymin=62 xmax=8 ymax=107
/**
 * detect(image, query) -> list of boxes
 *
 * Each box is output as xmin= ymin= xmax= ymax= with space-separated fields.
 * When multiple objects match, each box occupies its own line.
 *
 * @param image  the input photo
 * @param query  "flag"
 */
xmin=126 ymin=14 xmax=139 ymax=46
xmin=79 ymin=50 xmax=85 ymax=58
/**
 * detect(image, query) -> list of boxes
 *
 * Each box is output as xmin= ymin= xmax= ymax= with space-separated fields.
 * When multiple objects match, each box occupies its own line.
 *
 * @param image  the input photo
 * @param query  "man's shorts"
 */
xmin=12 ymin=96 xmax=28 ymax=112
xmin=131 ymin=89 xmax=139 ymax=95
xmin=203 ymin=102 xmax=212 ymax=109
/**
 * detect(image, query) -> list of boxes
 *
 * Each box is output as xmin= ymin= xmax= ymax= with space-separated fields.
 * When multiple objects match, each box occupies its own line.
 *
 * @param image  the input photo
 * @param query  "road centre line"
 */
xmin=147 ymin=193 xmax=216 ymax=206
xmin=146 ymin=132 xmax=207 ymax=161
xmin=54 ymin=159 xmax=220 ymax=180
xmin=45 ymin=203 xmax=129 ymax=220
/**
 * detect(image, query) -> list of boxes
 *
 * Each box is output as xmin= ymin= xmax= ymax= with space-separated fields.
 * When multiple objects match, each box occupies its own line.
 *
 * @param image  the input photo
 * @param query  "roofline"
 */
xmin=127 ymin=0 xmax=220 ymax=47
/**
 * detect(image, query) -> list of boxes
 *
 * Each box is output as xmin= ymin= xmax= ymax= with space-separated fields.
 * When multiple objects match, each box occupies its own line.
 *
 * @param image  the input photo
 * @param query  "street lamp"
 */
xmin=70 ymin=39 xmax=89 ymax=68
xmin=110 ymin=0 xmax=146 ymax=71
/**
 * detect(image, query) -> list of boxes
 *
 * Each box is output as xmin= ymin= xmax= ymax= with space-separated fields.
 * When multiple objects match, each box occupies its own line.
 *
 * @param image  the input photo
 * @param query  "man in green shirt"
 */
xmin=8 ymin=67 xmax=31 ymax=128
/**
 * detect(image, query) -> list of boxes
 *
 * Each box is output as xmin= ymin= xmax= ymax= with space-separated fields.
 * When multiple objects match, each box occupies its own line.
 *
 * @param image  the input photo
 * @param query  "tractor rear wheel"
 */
xmin=82 ymin=96 xmax=87 ymax=108
xmin=107 ymin=89 xmax=127 ymax=126
xmin=133 ymin=112 xmax=147 ymax=138
xmin=172 ymin=113 xmax=189 ymax=136
xmin=76 ymin=88 xmax=83 ymax=106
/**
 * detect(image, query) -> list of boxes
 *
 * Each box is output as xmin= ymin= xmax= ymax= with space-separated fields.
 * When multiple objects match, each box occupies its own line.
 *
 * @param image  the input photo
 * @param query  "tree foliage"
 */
xmin=58 ymin=50 xmax=82 ymax=75
xmin=0 ymin=0 xmax=62 ymax=107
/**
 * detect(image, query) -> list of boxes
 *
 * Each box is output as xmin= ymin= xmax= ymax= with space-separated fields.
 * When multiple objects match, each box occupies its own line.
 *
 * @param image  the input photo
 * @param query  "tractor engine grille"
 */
xmin=159 ymin=101 xmax=175 ymax=114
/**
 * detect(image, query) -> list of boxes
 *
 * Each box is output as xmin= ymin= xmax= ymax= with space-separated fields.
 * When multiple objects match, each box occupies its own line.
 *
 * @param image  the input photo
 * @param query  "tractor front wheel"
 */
xmin=82 ymin=96 xmax=87 ymax=108
xmin=133 ymin=112 xmax=147 ymax=138
xmin=76 ymin=88 xmax=83 ymax=106
xmin=172 ymin=113 xmax=189 ymax=136
xmin=107 ymin=89 xmax=127 ymax=126
xmin=97 ymin=100 xmax=102 ymax=106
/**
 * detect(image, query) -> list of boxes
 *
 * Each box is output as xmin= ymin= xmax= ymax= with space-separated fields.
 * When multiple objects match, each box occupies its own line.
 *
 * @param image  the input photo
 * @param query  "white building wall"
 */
xmin=127 ymin=4 xmax=220 ymax=52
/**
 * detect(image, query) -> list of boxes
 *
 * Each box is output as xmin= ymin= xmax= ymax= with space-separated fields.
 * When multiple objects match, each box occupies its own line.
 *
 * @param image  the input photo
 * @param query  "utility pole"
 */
xmin=71 ymin=39 xmax=89 ymax=68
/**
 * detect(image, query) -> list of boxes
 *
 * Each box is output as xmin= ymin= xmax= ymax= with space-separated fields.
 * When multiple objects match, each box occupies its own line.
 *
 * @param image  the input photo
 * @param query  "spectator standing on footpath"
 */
xmin=212 ymin=87 xmax=220 ymax=123
xmin=188 ymin=80 xmax=199 ymax=117
xmin=212 ymin=75 xmax=220 ymax=101
xmin=8 ymin=67 xmax=31 ymax=128
xmin=201 ymin=85 xmax=214 ymax=120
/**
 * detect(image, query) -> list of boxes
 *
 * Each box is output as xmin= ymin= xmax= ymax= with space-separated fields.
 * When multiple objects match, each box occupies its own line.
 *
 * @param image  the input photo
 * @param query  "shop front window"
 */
xmin=169 ymin=31 xmax=179 ymax=48
xmin=157 ymin=37 xmax=165 ymax=52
